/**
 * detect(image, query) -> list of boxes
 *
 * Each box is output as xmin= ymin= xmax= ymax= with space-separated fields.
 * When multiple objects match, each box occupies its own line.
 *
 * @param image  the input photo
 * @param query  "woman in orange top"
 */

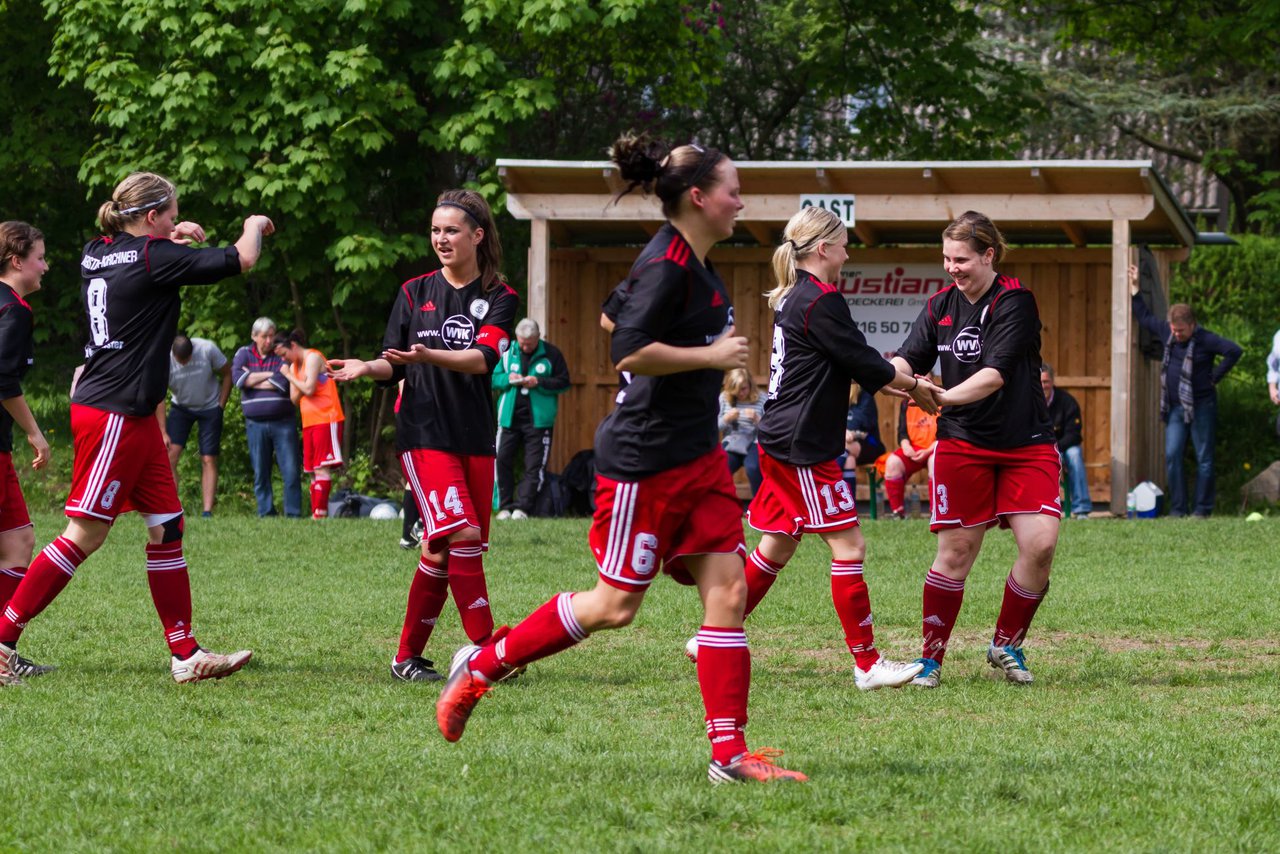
xmin=276 ymin=329 xmax=344 ymax=518
xmin=883 ymin=389 xmax=938 ymax=518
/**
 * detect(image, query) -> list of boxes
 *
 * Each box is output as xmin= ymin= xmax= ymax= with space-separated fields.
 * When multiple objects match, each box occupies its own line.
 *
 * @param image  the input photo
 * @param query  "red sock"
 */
xmin=145 ymin=542 xmax=198 ymax=658
xmin=993 ymin=575 xmax=1048 ymax=648
xmin=696 ymin=626 xmax=751 ymax=765
xmin=884 ymin=476 xmax=906 ymax=513
xmin=397 ymin=556 xmax=449 ymax=662
xmin=471 ymin=592 xmax=586 ymax=681
xmin=0 ymin=567 xmax=23 ymax=611
xmin=831 ymin=560 xmax=879 ymax=670
xmin=922 ymin=568 xmax=965 ymax=664
xmin=0 ymin=537 xmax=86 ymax=645
xmin=311 ymin=478 xmax=332 ymax=518
xmin=743 ymin=548 xmax=784 ymax=618
xmin=447 ymin=542 xmax=493 ymax=644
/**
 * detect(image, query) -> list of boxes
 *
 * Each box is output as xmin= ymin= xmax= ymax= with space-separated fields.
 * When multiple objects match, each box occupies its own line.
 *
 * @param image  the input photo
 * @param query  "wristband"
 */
xmin=910 ymin=376 xmax=919 ymax=391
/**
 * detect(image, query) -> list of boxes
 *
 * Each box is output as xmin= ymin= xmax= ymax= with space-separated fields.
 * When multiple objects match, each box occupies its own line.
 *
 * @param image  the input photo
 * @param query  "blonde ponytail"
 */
xmin=96 ymin=172 xmax=177 ymax=234
xmin=766 ymin=206 xmax=847 ymax=310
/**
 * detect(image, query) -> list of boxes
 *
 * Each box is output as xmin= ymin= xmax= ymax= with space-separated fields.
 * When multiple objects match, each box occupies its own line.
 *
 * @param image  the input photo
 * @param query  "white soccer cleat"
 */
xmin=987 ymin=644 xmax=1034 ymax=684
xmin=171 ymin=647 xmax=253 ymax=684
xmin=0 ymin=642 xmax=23 ymax=687
xmin=854 ymin=657 xmax=925 ymax=691
xmin=684 ymin=636 xmax=699 ymax=663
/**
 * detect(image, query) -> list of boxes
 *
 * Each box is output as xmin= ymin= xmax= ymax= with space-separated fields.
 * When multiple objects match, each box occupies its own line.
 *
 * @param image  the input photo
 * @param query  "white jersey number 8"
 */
xmin=87 ymin=277 xmax=110 ymax=347
xmin=767 ymin=325 xmax=786 ymax=398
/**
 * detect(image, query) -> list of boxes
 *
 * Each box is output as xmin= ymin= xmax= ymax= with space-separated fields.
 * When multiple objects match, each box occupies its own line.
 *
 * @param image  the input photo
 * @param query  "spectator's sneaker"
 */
xmin=171 ymin=647 xmax=253 ymax=684
xmin=11 ymin=653 xmax=54 ymax=679
xmin=708 ymin=749 xmax=808 ymax=784
xmin=436 ymin=644 xmax=492 ymax=742
xmin=987 ymin=644 xmax=1034 ymax=684
xmin=854 ymin=657 xmax=925 ymax=691
xmin=908 ymin=657 xmax=941 ymax=688
xmin=510 ymin=509 xmax=529 ymax=521
xmin=495 ymin=510 xmax=512 ymax=521
xmin=391 ymin=655 xmax=442 ymax=682
xmin=0 ymin=642 xmax=23 ymax=687
xmin=684 ymin=636 xmax=698 ymax=663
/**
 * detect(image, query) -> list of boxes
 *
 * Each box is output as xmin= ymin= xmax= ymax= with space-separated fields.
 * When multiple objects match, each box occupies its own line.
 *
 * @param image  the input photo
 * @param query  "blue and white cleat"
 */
xmin=908 ymin=657 xmax=941 ymax=688
xmin=987 ymin=644 xmax=1034 ymax=684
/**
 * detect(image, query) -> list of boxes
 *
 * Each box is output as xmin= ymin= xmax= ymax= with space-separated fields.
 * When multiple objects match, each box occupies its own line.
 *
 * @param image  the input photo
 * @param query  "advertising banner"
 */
xmin=837 ymin=262 xmax=951 ymax=357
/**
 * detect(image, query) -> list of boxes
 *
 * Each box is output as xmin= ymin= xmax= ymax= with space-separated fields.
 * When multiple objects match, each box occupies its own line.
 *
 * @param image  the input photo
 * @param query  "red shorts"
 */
xmin=401 ymin=449 xmax=493 ymax=553
xmin=0 ymin=453 xmax=31 ymax=534
xmin=889 ymin=447 xmax=930 ymax=479
xmin=747 ymin=451 xmax=858 ymax=540
xmin=303 ymin=421 xmax=344 ymax=473
xmin=930 ymin=438 xmax=1061 ymax=531
xmin=66 ymin=404 xmax=181 ymax=523
xmin=590 ymin=447 xmax=746 ymax=591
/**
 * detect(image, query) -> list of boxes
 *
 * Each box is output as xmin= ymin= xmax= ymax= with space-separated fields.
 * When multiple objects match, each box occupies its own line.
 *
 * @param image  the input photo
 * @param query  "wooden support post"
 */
xmin=529 ymin=218 xmax=549 ymax=333
xmin=1109 ymin=219 xmax=1131 ymax=514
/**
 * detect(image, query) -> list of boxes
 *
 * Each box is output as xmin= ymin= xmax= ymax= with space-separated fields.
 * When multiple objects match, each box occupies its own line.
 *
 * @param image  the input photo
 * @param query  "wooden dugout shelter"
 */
xmin=499 ymin=159 xmax=1201 ymax=514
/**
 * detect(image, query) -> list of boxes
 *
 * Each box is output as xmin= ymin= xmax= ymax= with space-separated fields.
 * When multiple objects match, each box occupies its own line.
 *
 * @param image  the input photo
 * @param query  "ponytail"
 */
xmin=767 ymin=206 xmax=846 ymax=310
xmin=97 ymin=172 xmax=177 ymax=234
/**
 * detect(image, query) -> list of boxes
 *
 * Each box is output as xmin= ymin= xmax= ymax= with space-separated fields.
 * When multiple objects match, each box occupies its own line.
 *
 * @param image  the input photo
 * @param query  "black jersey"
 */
xmin=72 ymin=234 xmax=241 ymax=416
xmin=0 ymin=282 xmax=34 ymax=453
xmin=594 ymin=224 xmax=733 ymax=480
xmin=382 ymin=270 xmax=517 ymax=455
xmin=896 ymin=274 xmax=1054 ymax=450
xmin=757 ymin=270 xmax=896 ymax=466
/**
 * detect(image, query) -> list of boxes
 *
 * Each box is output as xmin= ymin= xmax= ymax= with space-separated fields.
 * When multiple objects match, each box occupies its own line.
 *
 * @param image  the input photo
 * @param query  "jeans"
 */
xmin=245 ymin=416 xmax=302 ymax=517
xmin=725 ymin=444 xmax=762 ymax=496
xmin=1165 ymin=399 xmax=1217 ymax=517
xmin=1061 ymin=444 xmax=1092 ymax=516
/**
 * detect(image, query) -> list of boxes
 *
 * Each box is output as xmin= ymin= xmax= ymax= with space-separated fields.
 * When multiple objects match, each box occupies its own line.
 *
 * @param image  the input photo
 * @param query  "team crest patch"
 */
xmin=470 ymin=299 xmax=489 ymax=319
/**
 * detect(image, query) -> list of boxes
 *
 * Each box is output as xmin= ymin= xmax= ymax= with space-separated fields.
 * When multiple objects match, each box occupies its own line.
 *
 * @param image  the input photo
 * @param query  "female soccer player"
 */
xmin=0 ymin=222 xmax=53 ymax=683
xmin=892 ymin=211 xmax=1060 ymax=688
xmin=0 ymin=172 xmax=273 ymax=685
xmin=329 ymin=189 xmax=517 ymax=683
xmin=276 ymin=329 xmax=345 ymax=519
xmin=435 ymin=133 xmax=807 ymax=784
xmin=700 ymin=205 xmax=934 ymax=691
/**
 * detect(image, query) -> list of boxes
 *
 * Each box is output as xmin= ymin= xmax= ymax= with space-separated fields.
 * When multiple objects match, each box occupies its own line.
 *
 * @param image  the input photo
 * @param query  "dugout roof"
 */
xmin=497 ymin=159 xmax=1200 ymax=249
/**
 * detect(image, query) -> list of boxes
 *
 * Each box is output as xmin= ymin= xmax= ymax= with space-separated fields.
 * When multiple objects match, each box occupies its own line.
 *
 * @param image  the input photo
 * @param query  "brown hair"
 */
xmin=97 ymin=172 xmax=177 ymax=234
xmin=942 ymin=210 xmax=1008 ymax=265
xmin=436 ymin=189 xmax=504 ymax=293
xmin=609 ymin=131 xmax=727 ymax=219
xmin=0 ymin=221 xmax=44 ymax=273
xmin=768 ymin=206 xmax=847 ymax=309
xmin=1168 ymin=303 xmax=1196 ymax=325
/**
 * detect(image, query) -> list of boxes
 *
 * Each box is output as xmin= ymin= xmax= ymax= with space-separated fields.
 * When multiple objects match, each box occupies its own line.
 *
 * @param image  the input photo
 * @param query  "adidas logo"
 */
xmin=924 ymin=614 xmax=945 ymax=626
xmin=859 ymin=614 xmax=874 ymax=627
xmin=938 ymin=315 xmax=953 ymax=326
xmin=712 ymin=734 xmax=735 ymax=744
xmin=467 ymin=597 xmax=489 ymax=609
xmin=421 ymin=300 xmax=437 ymax=312
xmin=711 ymin=291 xmax=724 ymax=307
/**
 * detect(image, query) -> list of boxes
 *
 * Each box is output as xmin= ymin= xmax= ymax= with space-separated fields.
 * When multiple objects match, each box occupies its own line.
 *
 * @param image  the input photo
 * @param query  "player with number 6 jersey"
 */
xmin=715 ymin=206 xmax=936 ymax=691
xmin=0 ymin=172 xmax=273 ymax=686
xmin=435 ymin=132 xmax=807 ymax=785
xmin=329 ymin=189 xmax=517 ymax=684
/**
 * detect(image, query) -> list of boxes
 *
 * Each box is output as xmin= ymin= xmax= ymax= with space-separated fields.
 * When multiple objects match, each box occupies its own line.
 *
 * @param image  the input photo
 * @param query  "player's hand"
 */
xmin=170 ymin=221 xmax=207 ymax=245
xmin=161 ymin=431 xmax=171 ymax=451
xmin=911 ymin=377 xmax=942 ymax=415
xmin=248 ymin=215 xmax=276 ymax=236
xmin=383 ymin=344 xmax=430 ymax=365
xmin=1128 ymin=264 xmax=1139 ymax=297
xmin=26 ymin=430 xmax=49 ymax=469
xmin=328 ymin=358 xmax=370 ymax=381
xmin=707 ymin=326 xmax=749 ymax=370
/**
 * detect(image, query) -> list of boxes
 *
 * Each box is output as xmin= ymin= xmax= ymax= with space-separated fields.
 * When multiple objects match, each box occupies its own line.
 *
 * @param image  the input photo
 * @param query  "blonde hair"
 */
xmin=721 ymin=367 xmax=759 ymax=404
xmin=942 ymin=210 xmax=1008 ymax=265
xmin=768 ymin=206 xmax=847 ymax=310
xmin=97 ymin=172 xmax=177 ymax=233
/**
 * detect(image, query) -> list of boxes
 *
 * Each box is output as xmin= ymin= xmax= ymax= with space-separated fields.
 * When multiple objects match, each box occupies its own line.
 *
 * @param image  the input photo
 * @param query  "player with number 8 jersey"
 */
xmin=0 ymin=172 xmax=273 ymax=686
xmin=730 ymin=206 xmax=936 ymax=691
xmin=329 ymin=189 xmax=517 ymax=684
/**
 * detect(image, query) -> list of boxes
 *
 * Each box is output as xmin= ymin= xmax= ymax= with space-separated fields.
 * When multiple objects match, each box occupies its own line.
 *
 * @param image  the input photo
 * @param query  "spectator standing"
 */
xmin=493 ymin=318 xmax=570 ymax=520
xmin=1130 ymin=266 xmax=1242 ymax=517
xmin=232 ymin=317 xmax=302 ymax=517
xmin=718 ymin=367 xmax=763 ymax=497
xmin=164 ymin=334 xmax=231 ymax=517
xmin=1041 ymin=363 xmax=1091 ymax=519
xmin=276 ymin=330 xmax=344 ymax=519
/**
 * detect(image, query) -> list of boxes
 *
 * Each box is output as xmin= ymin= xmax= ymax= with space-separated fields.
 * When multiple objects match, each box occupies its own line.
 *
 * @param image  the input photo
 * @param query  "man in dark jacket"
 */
xmin=1041 ymin=363 xmax=1090 ymax=519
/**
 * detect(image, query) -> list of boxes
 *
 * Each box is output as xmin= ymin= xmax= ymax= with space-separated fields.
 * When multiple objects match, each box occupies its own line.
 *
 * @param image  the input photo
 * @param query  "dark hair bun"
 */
xmin=609 ymin=131 xmax=670 ymax=193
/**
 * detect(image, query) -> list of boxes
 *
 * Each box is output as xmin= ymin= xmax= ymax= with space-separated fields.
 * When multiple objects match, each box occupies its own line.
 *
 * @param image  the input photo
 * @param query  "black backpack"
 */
xmin=560 ymin=449 xmax=597 ymax=516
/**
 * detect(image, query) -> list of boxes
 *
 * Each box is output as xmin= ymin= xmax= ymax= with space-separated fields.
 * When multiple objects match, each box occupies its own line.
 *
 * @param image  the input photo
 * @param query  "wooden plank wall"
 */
xmin=541 ymin=245 xmax=1168 ymax=505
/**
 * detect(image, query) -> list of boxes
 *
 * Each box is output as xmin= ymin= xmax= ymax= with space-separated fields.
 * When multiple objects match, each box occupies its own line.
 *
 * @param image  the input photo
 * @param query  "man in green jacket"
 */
xmin=493 ymin=318 xmax=571 ymax=519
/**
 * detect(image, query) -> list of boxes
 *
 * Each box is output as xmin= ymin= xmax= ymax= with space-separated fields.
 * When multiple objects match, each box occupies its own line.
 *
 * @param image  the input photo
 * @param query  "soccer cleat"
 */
xmin=11 ymin=653 xmax=55 ymax=679
xmin=510 ymin=509 xmax=529 ymax=520
xmin=854 ymin=657 xmax=925 ymax=691
xmin=708 ymin=748 xmax=808 ymax=784
xmin=0 ymin=642 xmax=23 ymax=687
xmin=908 ymin=657 xmax=941 ymax=688
xmin=435 ymin=644 xmax=492 ymax=742
xmin=495 ymin=510 xmax=512 ymax=521
xmin=684 ymin=636 xmax=698 ymax=663
xmin=987 ymin=644 xmax=1034 ymax=684
xmin=390 ymin=655 xmax=442 ymax=682
xmin=171 ymin=647 xmax=253 ymax=684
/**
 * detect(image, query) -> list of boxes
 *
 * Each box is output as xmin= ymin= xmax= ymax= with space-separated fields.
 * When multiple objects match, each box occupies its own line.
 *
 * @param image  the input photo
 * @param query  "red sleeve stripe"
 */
xmin=924 ymin=284 xmax=954 ymax=324
xmin=664 ymin=236 xmax=691 ymax=267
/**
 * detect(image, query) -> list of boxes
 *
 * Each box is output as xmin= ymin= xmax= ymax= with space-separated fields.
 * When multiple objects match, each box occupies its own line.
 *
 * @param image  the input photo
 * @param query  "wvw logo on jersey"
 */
xmin=440 ymin=315 xmax=476 ymax=350
xmin=939 ymin=326 xmax=982 ymax=364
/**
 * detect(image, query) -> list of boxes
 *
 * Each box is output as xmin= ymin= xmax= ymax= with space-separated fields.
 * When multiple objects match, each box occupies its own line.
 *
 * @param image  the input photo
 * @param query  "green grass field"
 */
xmin=3 ymin=511 xmax=1279 ymax=852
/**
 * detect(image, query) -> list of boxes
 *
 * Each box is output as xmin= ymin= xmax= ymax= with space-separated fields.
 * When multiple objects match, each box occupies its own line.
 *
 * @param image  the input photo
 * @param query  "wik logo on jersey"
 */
xmin=439 ymin=315 xmax=475 ymax=350
xmin=938 ymin=326 xmax=982 ymax=364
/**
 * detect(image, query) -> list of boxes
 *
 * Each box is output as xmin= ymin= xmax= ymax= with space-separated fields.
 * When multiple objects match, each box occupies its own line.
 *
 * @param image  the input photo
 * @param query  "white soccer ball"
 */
xmin=369 ymin=502 xmax=398 ymax=520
